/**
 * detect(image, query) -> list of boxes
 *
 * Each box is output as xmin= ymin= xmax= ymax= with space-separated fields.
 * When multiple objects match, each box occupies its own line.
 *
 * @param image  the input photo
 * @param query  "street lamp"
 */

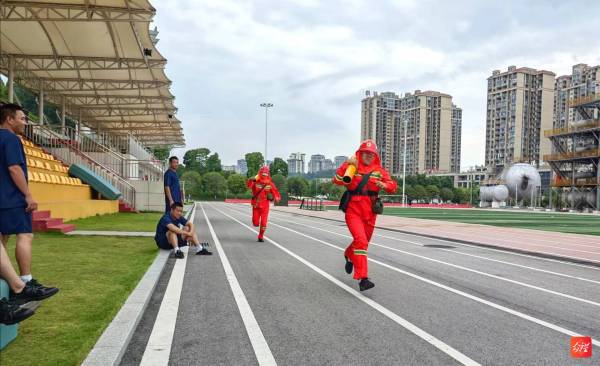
xmin=260 ymin=102 xmax=273 ymax=166
xmin=402 ymin=115 xmax=408 ymax=207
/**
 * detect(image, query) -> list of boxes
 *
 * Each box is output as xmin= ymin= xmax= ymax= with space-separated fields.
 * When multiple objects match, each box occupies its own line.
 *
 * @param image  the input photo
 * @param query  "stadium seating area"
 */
xmin=20 ymin=137 xmax=119 ymax=231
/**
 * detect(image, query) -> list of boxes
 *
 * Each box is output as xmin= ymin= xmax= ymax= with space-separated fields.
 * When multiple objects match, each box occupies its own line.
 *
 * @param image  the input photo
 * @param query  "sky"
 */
xmin=152 ymin=0 xmax=600 ymax=169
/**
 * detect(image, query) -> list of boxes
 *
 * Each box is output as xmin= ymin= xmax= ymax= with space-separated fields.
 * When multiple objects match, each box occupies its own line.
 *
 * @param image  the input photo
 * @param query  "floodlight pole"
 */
xmin=402 ymin=115 xmax=408 ymax=207
xmin=260 ymin=102 xmax=273 ymax=166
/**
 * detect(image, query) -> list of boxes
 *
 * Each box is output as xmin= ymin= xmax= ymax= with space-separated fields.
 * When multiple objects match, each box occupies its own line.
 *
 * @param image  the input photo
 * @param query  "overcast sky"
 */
xmin=153 ymin=0 xmax=600 ymax=169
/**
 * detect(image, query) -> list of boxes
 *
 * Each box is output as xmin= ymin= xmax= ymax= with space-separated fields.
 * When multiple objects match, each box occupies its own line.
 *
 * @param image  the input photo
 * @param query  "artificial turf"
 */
xmin=0 ymin=233 xmax=157 ymax=366
xmin=67 ymin=212 xmax=163 ymax=232
xmin=381 ymin=207 xmax=600 ymax=236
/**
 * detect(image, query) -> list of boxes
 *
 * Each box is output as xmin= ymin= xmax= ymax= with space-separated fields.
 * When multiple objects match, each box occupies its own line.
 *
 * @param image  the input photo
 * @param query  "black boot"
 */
xmin=344 ymin=256 xmax=353 ymax=274
xmin=359 ymin=278 xmax=375 ymax=292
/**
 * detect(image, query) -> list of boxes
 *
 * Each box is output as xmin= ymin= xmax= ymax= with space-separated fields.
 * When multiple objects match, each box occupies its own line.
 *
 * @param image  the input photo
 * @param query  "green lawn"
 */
xmin=0 ymin=233 xmax=157 ymax=366
xmin=67 ymin=212 xmax=163 ymax=232
xmin=381 ymin=207 xmax=600 ymax=236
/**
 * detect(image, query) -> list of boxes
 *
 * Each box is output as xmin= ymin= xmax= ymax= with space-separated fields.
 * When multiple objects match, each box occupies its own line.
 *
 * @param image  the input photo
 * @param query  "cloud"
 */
xmin=154 ymin=0 xmax=600 ymax=170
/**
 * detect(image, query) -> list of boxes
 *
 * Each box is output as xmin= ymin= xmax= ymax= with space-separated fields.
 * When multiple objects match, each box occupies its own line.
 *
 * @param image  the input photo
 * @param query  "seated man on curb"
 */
xmin=1 ymin=242 xmax=57 ymax=325
xmin=154 ymin=202 xmax=212 ymax=259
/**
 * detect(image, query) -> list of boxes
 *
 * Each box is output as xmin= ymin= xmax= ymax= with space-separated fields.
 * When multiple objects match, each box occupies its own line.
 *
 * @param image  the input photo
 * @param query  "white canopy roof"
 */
xmin=0 ymin=0 xmax=184 ymax=146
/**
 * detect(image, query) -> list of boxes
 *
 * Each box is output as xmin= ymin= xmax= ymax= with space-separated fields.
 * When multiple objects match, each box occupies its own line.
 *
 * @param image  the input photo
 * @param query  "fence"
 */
xmin=300 ymin=197 xmax=325 ymax=211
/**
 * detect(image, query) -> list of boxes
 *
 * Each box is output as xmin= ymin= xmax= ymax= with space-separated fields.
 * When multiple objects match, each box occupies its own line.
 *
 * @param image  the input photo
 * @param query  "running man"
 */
xmin=334 ymin=140 xmax=397 ymax=291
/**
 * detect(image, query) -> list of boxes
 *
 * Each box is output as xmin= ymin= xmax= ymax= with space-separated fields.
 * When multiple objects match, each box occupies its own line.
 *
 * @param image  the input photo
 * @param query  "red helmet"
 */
xmin=355 ymin=139 xmax=381 ymax=166
xmin=258 ymin=166 xmax=270 ymax=177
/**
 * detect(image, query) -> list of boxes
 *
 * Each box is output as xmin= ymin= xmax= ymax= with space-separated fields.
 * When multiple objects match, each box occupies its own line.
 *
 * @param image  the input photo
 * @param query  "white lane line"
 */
xmin=268 ymin=214 xmax=600 ymax=285
xmin=214 ymin=205 xmax=600 ymax=348
xmin=264 ymin=208 xmax=600 ymax=271
xmin=200 ymin=203 xmax=277 ymax=366
xmin=140 ymin=206 xmax=198 ymax=366
xmin=267 ymin=215 xmax=600 ymax=308
xmin=211 ymin=204 xmax=481 ymax=366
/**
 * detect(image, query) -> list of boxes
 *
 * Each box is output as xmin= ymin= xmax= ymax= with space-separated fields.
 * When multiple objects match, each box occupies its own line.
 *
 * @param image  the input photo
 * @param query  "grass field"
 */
xmin=67 ymin=212 xmax=163 ymax=232
xmin=381 ymin=207 xmax=600 ymax=236
xmin=0 ymin=233 xmax=157 ymax=366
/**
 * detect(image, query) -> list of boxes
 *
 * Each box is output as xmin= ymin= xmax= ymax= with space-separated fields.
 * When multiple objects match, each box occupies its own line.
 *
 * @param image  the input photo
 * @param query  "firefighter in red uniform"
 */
xmin=247 ymin=166 xmax=281 ymax=242
xmin=333 ymin=140 xmax=397 ymax=291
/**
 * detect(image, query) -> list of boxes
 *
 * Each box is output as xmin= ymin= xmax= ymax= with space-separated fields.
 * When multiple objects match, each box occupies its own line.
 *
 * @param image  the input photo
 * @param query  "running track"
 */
xmin=120 ymin=202 xmax=600 ymax=365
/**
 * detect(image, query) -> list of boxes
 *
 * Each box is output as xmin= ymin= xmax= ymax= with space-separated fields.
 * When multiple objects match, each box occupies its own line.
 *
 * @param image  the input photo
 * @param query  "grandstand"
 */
xmin=0 ymin=1 xmax=184 ymax=231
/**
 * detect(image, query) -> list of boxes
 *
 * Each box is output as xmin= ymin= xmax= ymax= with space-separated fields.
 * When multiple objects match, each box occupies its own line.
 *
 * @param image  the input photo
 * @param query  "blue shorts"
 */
xmin=155 ymin=232 xmax=188 ymax=250
xmin=0 ymin=207 xmax=32 ymax=235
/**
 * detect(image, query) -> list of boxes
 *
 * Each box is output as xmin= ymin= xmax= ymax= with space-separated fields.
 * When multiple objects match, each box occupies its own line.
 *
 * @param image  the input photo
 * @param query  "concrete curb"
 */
xmin=82 ymin=203 xmax=196 ymax=366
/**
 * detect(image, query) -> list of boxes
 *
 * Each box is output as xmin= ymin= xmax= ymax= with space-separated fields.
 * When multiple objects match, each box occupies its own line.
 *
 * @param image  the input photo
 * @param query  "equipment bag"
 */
xmin=339 ymin=172 xmax=372 ymax=213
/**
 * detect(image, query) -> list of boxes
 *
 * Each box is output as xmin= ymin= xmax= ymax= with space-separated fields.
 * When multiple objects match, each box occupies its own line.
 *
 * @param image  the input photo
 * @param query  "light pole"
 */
xmin=260 ymin=102 xmax=273 ymax=165
xmin=402 ymin=115 xmax=408 ymax=207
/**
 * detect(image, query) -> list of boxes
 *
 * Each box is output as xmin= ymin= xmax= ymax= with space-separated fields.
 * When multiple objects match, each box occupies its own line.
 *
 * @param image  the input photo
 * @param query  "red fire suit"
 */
xmin=247 ymin=166 xmax=281 ymax=240
xmin=333 ymin=140 xmax=397 ymax=280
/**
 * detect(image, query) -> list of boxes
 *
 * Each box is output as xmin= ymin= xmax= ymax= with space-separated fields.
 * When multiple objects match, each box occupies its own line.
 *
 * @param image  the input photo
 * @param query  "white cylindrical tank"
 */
xmin=493 ymin=185 xmax=509 ymax=202
xmin=585 ymin=190 xmax=596 ymax=207
xmin=567 ymin=191 xmax=583 ymax=206
xmin=502 ymin=163 xmax=542 ymax=200
xmin=479 ymin=186 xmax=493 ymax=202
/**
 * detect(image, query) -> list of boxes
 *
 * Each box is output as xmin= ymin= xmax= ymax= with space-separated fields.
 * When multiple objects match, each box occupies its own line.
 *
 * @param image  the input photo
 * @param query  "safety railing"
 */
xmin=543 ymin=148 xmax=600 ymax=161
xmin=568 ymin=93 xmax=600 ymax=107
xmin=544 ymin=119 xmax=600 ymax=137
xmin=300 ymin=197 xmax=325 ymax=211
xmin=23 ymin=124 xmax=137 ymax=208
xmin=553 ymin=177 xmax=598 ymax=187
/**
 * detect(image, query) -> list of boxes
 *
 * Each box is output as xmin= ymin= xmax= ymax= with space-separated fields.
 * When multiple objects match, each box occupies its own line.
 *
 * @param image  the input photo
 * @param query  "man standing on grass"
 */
xmin=164 ymin=156 xmax=182 ymax=213
xmin=155 ymin=202 xmax=212 ymax=258
xmin=0 ymin=103 xmax=58 ymax=298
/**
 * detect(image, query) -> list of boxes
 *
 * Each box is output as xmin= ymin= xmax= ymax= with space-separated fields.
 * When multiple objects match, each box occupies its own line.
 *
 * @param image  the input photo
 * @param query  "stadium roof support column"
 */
xmin=61 ymin=97 xmax=66 ymax=134
xmin=7 ymin=55 xmax=14 ymax=102
xmin=77 ymin=109 xmax=82 ymax=136
xmin=38 ymin=84 xmax=44 ymax=125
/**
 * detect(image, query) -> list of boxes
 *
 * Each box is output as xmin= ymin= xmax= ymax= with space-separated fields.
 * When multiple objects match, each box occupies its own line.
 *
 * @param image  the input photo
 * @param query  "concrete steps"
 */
xmin=32 ymin=210 xmax=75 ymax=233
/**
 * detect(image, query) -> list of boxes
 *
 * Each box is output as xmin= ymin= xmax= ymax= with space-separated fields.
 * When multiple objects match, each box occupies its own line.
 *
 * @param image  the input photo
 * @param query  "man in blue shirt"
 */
xmin=0 ymin=103 xmax=58 ymax=298
xmin=164 ymin=156 xmax=182 ymax=213
xmin=155 ymin=202 xmax=212 ymax=258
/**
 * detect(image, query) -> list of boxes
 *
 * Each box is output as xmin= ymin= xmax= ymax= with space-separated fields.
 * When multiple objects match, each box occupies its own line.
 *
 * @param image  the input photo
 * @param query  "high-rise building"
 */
xmin=236 ymin=159 xmax=248 ymax=175
xmin=287 ymin=153 xmax=306 ymax=174
xmin=322 ymin=159 xmax=334 ymax=171
xmin=334 ymin=155 xmax=347 ymax=168
xmin=554 ymin=63 xmax=600 ymax=129
xmin=308 ymin=154 xmax=326 ymax=173
xmin=484 ymin=66 xmax=555 ymax=174
xmin=361 ymin=90 xmax=462 ymax=176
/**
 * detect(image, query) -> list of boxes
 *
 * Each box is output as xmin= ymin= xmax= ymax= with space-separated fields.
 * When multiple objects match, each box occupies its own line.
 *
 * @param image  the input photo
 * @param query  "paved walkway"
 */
xmin=67 ymin=230 xmax=154 ymax=237
xmin=271 ymin=206 xmax=600 ymax=265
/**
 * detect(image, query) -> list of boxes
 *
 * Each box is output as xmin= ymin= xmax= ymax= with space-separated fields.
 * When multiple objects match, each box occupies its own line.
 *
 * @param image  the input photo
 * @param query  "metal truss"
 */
xmin=14 ymin=76 xmax=171 ymax=91
xmin=79 ymin=106 xmax=177 ymax=117
xmin=0 ymin=53 xmax=166 ymax=71
xmin=0 ymin=1 xmax=154 ymax=22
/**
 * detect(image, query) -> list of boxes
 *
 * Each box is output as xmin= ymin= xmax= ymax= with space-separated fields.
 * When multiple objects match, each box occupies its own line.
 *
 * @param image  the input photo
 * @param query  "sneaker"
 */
xmin=344 ymin=256 xmax=353 ymax=274
xmin=196 ymin=248 xmax=213 ymax=256
xmin=174 ymin=250 xmax=185 ymax=259
xmin=0 ymin=298 xmax=36 ymax=325
xmin=359 ymin=278 xmax=375 ymax=292
xmin=200 ymin=242 xmax=211 ymax=248
xmin=9 ymin=279 xmax=59 ymax=305
xmin=257 ymin=238 xmax=264 ymax=242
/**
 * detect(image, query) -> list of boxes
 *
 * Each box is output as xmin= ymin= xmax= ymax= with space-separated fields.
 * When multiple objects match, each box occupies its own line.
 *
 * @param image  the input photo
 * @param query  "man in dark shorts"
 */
xmin=164 ymin=156 xmax=182 ymax=213
xmin=0 ymin=103 xmax=58 ymax=296
xmin=155 ymin=202 xmax=212 ymax=258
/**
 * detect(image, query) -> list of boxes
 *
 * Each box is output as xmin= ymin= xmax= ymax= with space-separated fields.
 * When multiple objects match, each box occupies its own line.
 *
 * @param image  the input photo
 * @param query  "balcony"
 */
xmin=568 ymin=93 xmax=600 ymax=107
xmin=553 ymin=177 xmax=598 ymax=187
xmin=543 ymin=148 xmax=600 ymax=162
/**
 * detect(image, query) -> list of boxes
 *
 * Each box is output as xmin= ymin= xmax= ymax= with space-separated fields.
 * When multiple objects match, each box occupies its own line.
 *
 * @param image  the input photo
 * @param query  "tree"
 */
xmin=152 ymin=147 xmax=171 ymax=161
xmin=440 ymin=187 xmax=454 ymax=202
xmin=413 ymin=185 xmax=427 ymax=201
xmin=270 ymin=157 xmax=288 ymax=177
xmin=452 ymin=187 xmax=468 ymax=203
xmin=183 ymin=148 xmax=211 ymax=173
xmin=426 ymin=185 xmax=440 ymax=200
xmin=287 ymin=176 xmax=309 ymax=197
xmin=180 ymin=171 xmax=202 ymax=199
xmin=203 ymin=172 xmax=227 ymax=198
xmin=206 ymin=153 xmax=222 ymax=172
xmin=245 ymin=152 xmax=264 ymax=178
xmin=227 ymin=174 xmax=248 ymax=198
xmin=271 ymin=174 xmax=288 ymax=206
